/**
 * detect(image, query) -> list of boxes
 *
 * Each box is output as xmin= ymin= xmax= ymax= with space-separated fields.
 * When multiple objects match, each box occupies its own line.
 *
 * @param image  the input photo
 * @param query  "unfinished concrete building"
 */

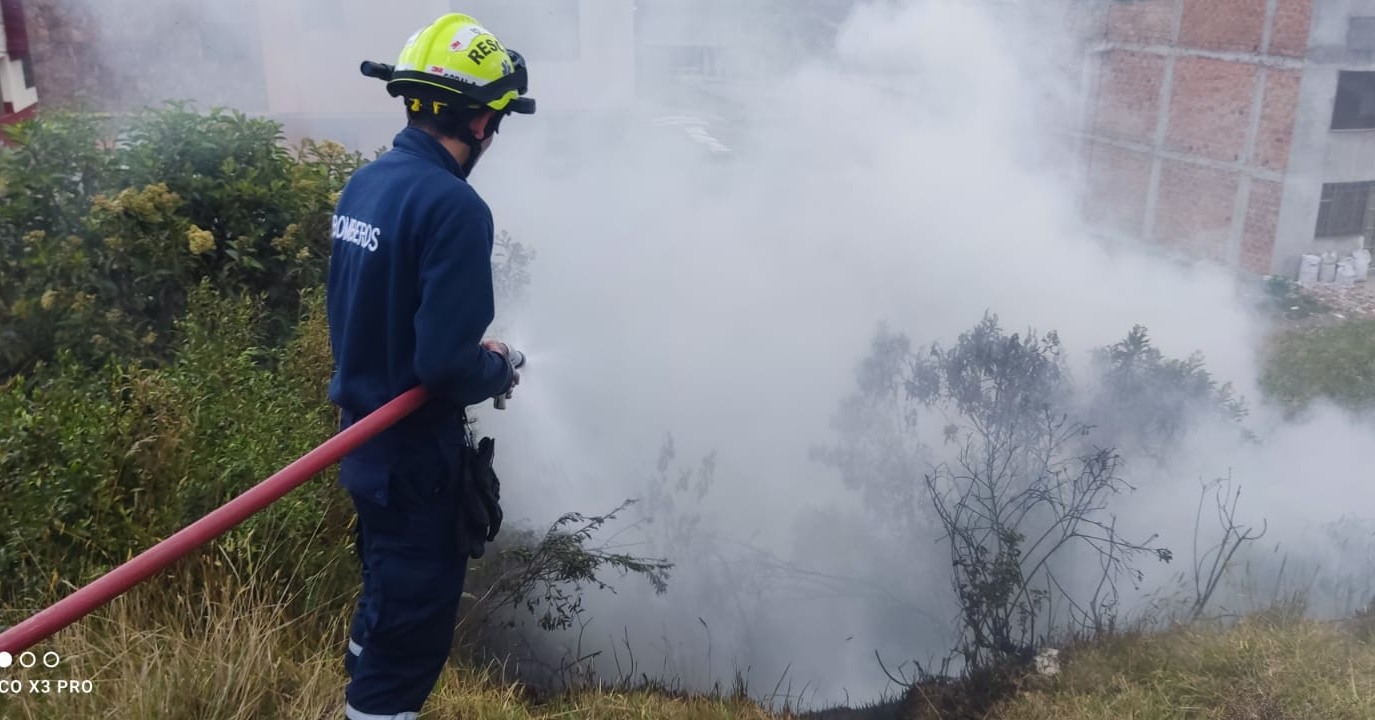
xmin=1078 ymin=0 xmax=1375 ymax=277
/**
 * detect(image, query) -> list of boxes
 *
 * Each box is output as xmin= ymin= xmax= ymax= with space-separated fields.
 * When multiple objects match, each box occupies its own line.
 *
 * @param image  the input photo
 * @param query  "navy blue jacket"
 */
xmin=326 ymin=127 xmax=513 ymax=466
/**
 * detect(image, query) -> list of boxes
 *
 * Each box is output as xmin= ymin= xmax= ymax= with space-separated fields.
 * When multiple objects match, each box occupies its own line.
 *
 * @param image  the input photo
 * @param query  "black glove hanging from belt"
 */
xmin=457 ymin=436 xmax=503 ymax=560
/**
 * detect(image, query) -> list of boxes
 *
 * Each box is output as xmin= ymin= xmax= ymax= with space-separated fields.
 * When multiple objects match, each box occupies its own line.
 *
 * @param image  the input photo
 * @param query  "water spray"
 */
xmin=493 ymin=347 xmax=526 ymax=410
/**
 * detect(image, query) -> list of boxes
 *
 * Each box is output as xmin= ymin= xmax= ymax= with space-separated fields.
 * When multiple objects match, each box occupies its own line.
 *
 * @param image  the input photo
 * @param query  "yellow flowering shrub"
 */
xmin=0 ymin=104 xmax=368 ymax=377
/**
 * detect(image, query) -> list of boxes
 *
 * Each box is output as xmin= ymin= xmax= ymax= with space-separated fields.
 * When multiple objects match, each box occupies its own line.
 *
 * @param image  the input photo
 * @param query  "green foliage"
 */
xmin=0 ymin=285 xmax=347 ymax=612
xmin=0 ymin=103 xmax=367 ymax=378
xmin=475 ymin=501 xmax=672 ymax=634
xmin=0 ymin=111 xmax=118 ymax=242
xmin=1260 ymin=317 xmax=1375 ymax=415
xmin=0 ymin=103 xmax=667 ymax=664
xmin=1086 ymin=325 xmax=1252 ymax=461
xmin=910 ymin=313 xmax=1068 ymax=444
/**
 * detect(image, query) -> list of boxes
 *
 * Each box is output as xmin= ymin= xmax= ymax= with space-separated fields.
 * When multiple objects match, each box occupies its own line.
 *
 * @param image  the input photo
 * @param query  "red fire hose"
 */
xmin=0 ymin=386 xmax=430 ymax=655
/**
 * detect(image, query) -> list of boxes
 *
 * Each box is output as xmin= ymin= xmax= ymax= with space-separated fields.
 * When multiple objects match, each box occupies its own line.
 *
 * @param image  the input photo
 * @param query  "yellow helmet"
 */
xmin=369 ymin=13 xmax=536 ymax=116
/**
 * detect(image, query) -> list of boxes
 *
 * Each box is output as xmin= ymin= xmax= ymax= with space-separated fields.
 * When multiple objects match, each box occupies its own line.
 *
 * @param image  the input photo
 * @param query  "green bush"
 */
xmin=0 ymin=106 xmax=666 ymax=663
xmin=1085 ymin=325 xmax=1252 ymax=462
xmin=0 ymin=103 xmax=361 ymax=612
xmin=0 ymin=284 xmax=350 ymax=613
xmin=0 ymin=103 xmax=366 ymax=379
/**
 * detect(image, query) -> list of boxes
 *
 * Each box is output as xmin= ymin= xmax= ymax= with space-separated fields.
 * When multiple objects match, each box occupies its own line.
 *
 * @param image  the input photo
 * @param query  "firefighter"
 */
xmin=324 ymin=13 xmax=536 ymax=720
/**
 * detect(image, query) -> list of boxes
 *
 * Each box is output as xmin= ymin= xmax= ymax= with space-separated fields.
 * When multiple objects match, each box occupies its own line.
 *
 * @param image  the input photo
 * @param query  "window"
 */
xmin=1315 ymin=181 xmax=1375 ymax=237
xmin=1332 ymin=71 xmax=1375 ymax=130
xmin=454 ymin=0 xmax=581 ymax=62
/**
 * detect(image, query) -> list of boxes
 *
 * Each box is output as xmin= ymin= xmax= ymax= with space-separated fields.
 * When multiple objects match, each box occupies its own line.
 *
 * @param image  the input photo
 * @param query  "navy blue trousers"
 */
xmin=341 ymin=442 xmax=470 ymax=719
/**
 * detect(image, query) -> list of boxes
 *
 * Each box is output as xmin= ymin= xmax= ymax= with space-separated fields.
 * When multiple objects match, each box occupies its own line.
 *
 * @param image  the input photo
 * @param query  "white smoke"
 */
xmin=44 ymin=0 xmax=1375 ymax=710
xmin=470 ymin=0 xmax=1375 ymax=706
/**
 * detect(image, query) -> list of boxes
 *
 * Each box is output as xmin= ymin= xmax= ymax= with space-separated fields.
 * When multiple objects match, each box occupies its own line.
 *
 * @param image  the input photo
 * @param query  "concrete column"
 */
xmin=1141 ymin=0 xmax=1186 ymax=244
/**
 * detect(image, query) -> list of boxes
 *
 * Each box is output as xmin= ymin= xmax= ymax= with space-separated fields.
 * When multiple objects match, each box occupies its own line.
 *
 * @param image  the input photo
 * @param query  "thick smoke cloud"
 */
xmin=43 ymin=0 xmax=1375 ymax=709
xmin=475 ymin=0 xmax=1375 ymax=706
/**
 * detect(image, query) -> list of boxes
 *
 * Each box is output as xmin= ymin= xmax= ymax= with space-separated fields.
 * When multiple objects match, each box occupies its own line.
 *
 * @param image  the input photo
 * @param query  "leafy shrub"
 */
xmin=460 ymin=501 xmax=672 ymax=644
xmin=0 ymin=111 xmax=118 ymax=243
xmin=0 ymin=103 xmax=366 ymax=378
xmin=1084 ymin=325 xmax=1252 ymax=463
xmin=0 ymin=104 xmax=665 ymax=671
xmin=0 ymin=285 xmax=348 ymax=613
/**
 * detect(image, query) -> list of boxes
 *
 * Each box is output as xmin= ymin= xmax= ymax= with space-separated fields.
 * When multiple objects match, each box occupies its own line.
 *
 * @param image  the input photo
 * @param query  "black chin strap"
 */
xmin=453 ymin=110 xmax=506 ymax=179
xmin=457 ymin=136 xmax=483 ymax=179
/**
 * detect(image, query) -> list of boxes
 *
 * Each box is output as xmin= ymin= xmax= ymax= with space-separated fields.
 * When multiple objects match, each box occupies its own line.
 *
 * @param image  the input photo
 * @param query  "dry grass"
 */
xmin=0 ymin=563 xmax=773 ymax=720
xmin=991 ymin=613 xmax=1375 ymax=719
xmin=6 ymin=566 xmax=1375 ymax=719
xmin=0 ymin=561 xmax=349 ymax=720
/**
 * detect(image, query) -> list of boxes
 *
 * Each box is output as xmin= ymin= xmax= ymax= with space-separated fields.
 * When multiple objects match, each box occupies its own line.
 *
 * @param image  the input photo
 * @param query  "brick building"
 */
xmin=0 ymin=0 xmax=39 ymax=127
xmin=1078 ymin=0 xmax=1375 ymax=277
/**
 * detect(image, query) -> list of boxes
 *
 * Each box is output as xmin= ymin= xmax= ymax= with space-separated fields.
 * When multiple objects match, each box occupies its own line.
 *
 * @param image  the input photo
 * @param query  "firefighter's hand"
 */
xmin=482 ymin=339 xmax=520 ymax=392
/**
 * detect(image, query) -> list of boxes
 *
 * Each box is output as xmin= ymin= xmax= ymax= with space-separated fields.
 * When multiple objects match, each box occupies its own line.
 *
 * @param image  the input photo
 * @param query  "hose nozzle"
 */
xmin=493 ymin=347 xmax=525 ymax=410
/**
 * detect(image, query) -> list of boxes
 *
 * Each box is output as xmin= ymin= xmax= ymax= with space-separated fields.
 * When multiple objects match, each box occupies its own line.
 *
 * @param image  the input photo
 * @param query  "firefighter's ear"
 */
xmin=468 ymin=110 xmax=497 ymax=140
